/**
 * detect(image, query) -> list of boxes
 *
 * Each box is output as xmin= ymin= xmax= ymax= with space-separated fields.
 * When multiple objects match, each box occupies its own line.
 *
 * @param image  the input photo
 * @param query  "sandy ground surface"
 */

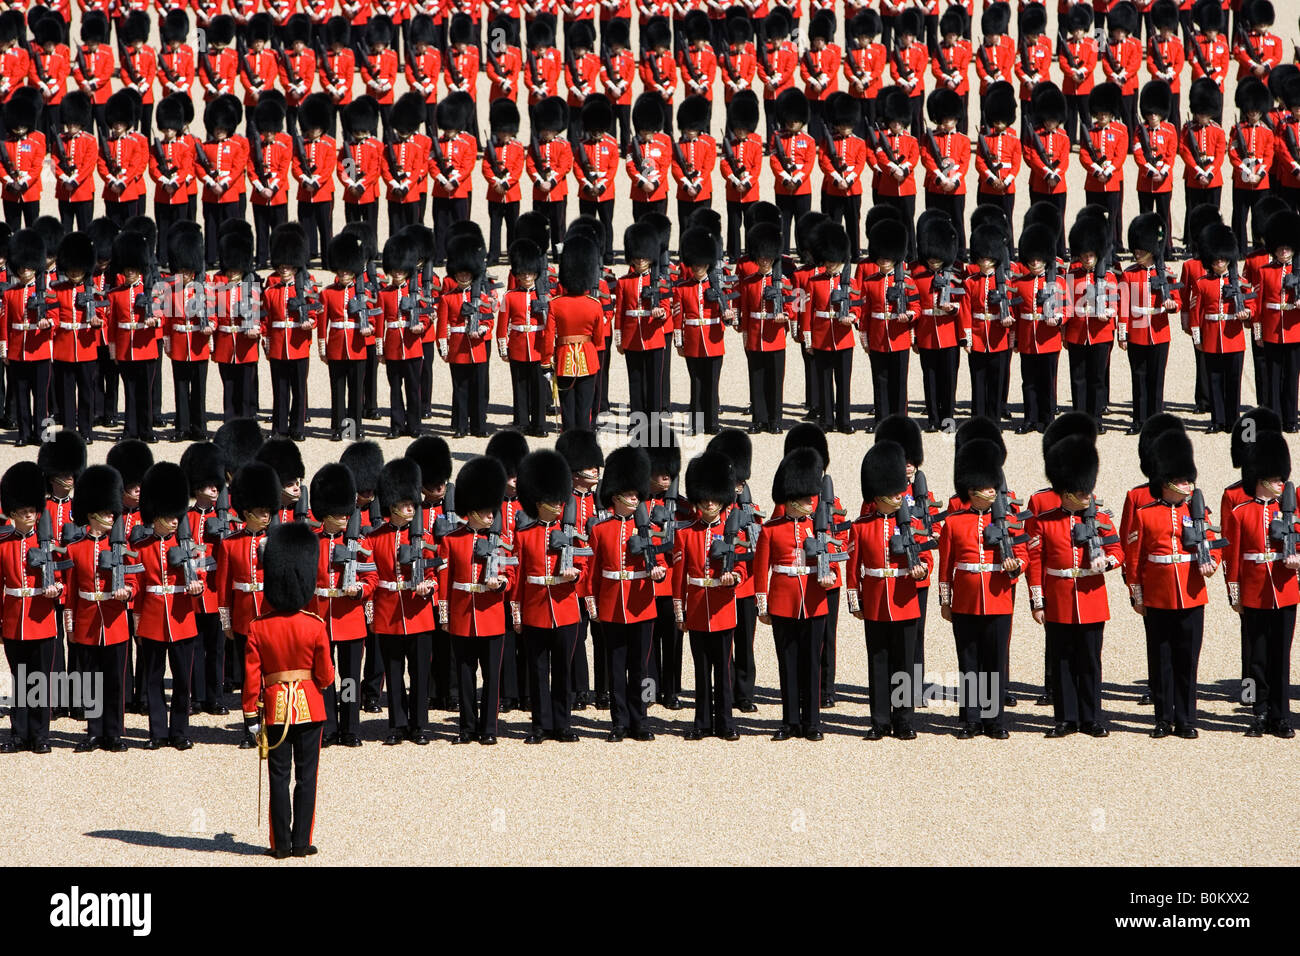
xmin=0 ymin=9 xmax=1297 ymax=866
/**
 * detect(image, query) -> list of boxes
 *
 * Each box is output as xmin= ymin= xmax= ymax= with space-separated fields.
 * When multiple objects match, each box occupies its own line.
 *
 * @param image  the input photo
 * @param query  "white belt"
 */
xmin=78 ymin=590 xmax=114 ymax=602
xmin=233 ymin=582 xmax=263 ymax=592
xmin=119 ymin=322 xmax=148 ymax=330
xmin=9 ymin=323 xmax=39 ymax=331
xmin=329 ymin=321 xmax=358 ymax=330
xmin=921 ymin=309 xmax=947 ymax=317
xmin=624 ymin=309 xmax=652 ymax=317
xmin=1147 ymin=554 xmax=1192 ymax=564
xmin=314 ymin=587 xmax=349 ymax=598
xmin=61 ymin=322 xmax=89 ymax=330
xmin=1047 ymin=567 xmax=1104 ymax=578
xmin=3 ymin=586 xmax=38 ymax=597
xmin=869 ymin=311 xmax=894 ymax=319
xmin=216 ymin=325 xmax=244 ymax=334
xmin=751 ymin=310 xmax=782 ymax=320
xmin=378 ymin=580 xmax=417 ymax=591
xmin=452 ymin=581 xmax=491 ymax=593
xmin=860 ymin=567 xmax=906 ymax=578
xmin=1201 ymin=313 xmax=1231 ymax=322
xmin=385 ymin=321 xmax=409 ymax=330
xmin=773 ymin=565 xmax=811 ymax=576
xmin=527 ymin=574 xmax=567 ymax=585
xmin=147 ymin=585 xmax=185 ymax=594
xmin=601 ymin=569 xmax=648 ymax=580
xmin=813 ymin=310 xmax=837 ymax=319
xmin=172 ymin=323 xmax=206 ymax=332
xmin=509 ymin=323 xmax=543 ymax=333
xmin=270 ymin=321 xmax=297 ymax=329
xmin=1132 ymin=306 xmax=1162 ymax=315
xmin=687 ymin=576 xmax=725 ymax=587
xmin=447 ymin=325 xmax=469 ymax=334
xmin=955 ymin=562 xmax=997 ymax=573
xmin=1244 ymin=552 xmax=1280 ymax=563
xmin=1267 ymin=304 xmax=1288 ymax=310
xmin=683 ymin=318 xmax=721 ymax=326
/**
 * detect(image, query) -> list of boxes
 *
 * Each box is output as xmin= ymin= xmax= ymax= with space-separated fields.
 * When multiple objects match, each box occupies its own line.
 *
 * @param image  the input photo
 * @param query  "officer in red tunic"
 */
xmin=0 ymin=462 xmax=63 ymax=753
xmin=437 ymin=456 xmax=517 ymax=744
xmin=309 ymin=463 xmax=376 ymax=747
xmin=213 ymin=461 xmax=279 ymax=748
xmin=938 ymin=438 xmax=1028 ymax=738
xmin=135 ymin=461 xmax=207 ymax=750
xmin=847 ymin=441 xmax=931 ymax=739
xmin=1123 ymin=429 xmax=1220 ymax=738
xmin=511 ymin=449 xmax=585 ymax=743
xmin=580 ymin=446 xmax=666 ymax=741
xmin=369 ymin=458 xmax=439 ymax=745
xmin=244 ymin=521 xmax=336 ymax=858
xmin=1026 ymin=437 xmax=1123 ymax=738
xmin=547 ymin=237 xmax=607 ymax=430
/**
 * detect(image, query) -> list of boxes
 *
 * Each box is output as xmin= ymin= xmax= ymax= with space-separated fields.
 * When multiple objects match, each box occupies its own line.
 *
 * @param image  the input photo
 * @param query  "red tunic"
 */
xmin=436 ymin=525 xmax=515 ymax=636
xmin=1025 ymin=507 xmax=1123 ymax=624
xmin=214 ymin=528 xmax=267 ymax=636
xmin=64 ymin=533 xmax=133 ymax=646
xmin=671 ymin=517 xmax=748 ymax=632
xmin=134 ymin=531 xmax=201 ymax=642
xmin=936 ymin=508 xmax=1028 ymax=615
xmin=844 ymin=511 xmax=930 ymax=622
xmin=0 ymin=530 xmax=60 ymax=641
xmin=1124 ymin=498 xmax=1218 ymax=609
xmin=366 ymin=522 xmax=439 ymax=635
xmin=579 ymin=513 xmax=665 ymax=624
xmin=1223 ymin=496 xmax=1299 ymax=609
xmin=309 ymin=527 xmax=376 ymax=641
xmin=753 ymin=514 xmax=834 ymax=619
xmin=510 ymin=519 xmax=583 ymax=629
xmin=241 ymin=609 xmax=335 ymax=724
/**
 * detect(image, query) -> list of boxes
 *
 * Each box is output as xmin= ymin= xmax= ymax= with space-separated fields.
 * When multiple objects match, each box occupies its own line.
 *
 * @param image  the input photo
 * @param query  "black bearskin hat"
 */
xmin=139 ymin=462 xmax=191 ymax=524
xmin=263 ymin=522 xmax=319 ymax=613
xmin=685 ymin=451 xmax=737 ymax=508
xmin=516 ymin=450 xmax=574 ymax=519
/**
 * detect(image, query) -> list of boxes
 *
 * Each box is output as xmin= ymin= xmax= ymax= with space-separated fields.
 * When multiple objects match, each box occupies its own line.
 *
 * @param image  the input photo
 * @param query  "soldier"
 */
xmin=73 ymin=12 xmax=114 ymax=137
xmin=973 ymin=81 xmax=1019 ymax=244
xmin=548 ymin=235 xmax=607 ymax=430
xmin=245 ymin=521 xmax=336 ymax=857
xmin=318 ymin=18 xmax=356 ymax=138
xmin=600 ymin=19 xmax=635 ymax=152
xmin=555 ymin=428 xmax=605 ymax=709
xmin=858 ymin=219 xmax=918 ymax=427
xmin=180 ymin=441 xmax=228 ymax=717
xmin=484 ymin=430 xmax=530 ymax=712
xmin=96 ymin=90 xmax=147 ymax=227
xmin=1058 ymin=3 xmax=1096 ymax=146
xmin=309 ymin=463 xmax=375 ymax=747
xmin=1124 ymin=429 xmax=1219 ymax=738
xmin=1023 ymin=83 xmax=1069 ymax=257
xmin=847 ymin=441 xmax=931 ymax=738
xmin=931 ymin=7 xmax=971 ymax=134
xmin=240 ymin=15 xmax=279 ymax=111
xmin=769 ymin=88 xmax=816 ymax=255
xmin=196 ymin=94 xmax=248 ymax=267
xmin=247 ymin=99 xmax=291 ymax=269
xmin=1232 ymin=0 xmax=1282 ymax=82
xmin=1026 ymin=436 xmax=1122 ymax=737
xmin=484 ymin=98 xmax=526 ymax=263
xmin=49 ymin=234 xmax=102 ymax=443
xmin=118 ymin=12 xmax=156 ymax=139
xmin=50 ymin=91 xmax=96 ymax=235
xmin=437 ymin=236 xmax=494 ymax=438
xmin=523 ymin=19 xmax=562 ymax=107
xmin=1229 ymin=77 xmax=1275 ymax=248
xmin=103 ymin=233 xmax=159 ymax=441
xmin=674 ymin=227 xmax=731 ymax=434
xmin=1118 ymin=212 xmax=1179 ymax=432
xmin=757 ymin=9 xmax=797 ymax=141
xmin=819 ymin=93 xmax=866 ymax=261
xmin=1131 ymin=81 xmax=1177 ymax=257
xmin=438 ymin=456 xmax=516 ymax=744
xmin=799 ymin=221 xmax=854 ymax=433
xmin=405 ymin=436 xmax=458 ymax=710
xmin=261 ymin=224 xmax=317 ymax=441
xmin=210 ymin=230 xmax=260 ymax=419
xmin=611 ymin=221 xmax=667 ymax=416
xmin=1253 ymin=212 xmax=1300 ymax=429
xmin=918 ymin=89 xmax=968 ymax=258
xmin=318 ymin=233 xmax=373 ymax=441
xmin=719 ymin=91 xmax=761 ymax=262
xmin=199 ymin=16 xmax=241 ymax=103
xmin=340 ymin=439 xmax=387 ymax=713
xmin=1180 ymin=79 xmax=1225 ymax=257
xmin=580 ymin=446 xmax=664 ymax=741
xmin=890 ymin=9 xmax=929 ymax=135
xmin=214 ymin=461 xmax=279 ymax=748
xmin=374 ymin=236 xmax=424 ymax=439
xmin=572 ymin=96 xmax=618 ymax=258
xmin=0 ymin=90 xmax=45 ymax=229
xmin=626 ymin=92 xmax=670 ymax=219
xmin=292 ymin=93 xmax=337 ymax=269
xmin=370 ymin=458 xmax=438 ymax=745
xmin=134 ymin=462 xmax=206 ymax=749
xmin=498 ymin=239 xmax=549 ymax=435
xmin=938 ymin=438 xmax=1026 ymax=738
xmin=148 ymin=96 xmax=195 ymax=263
xmin=338 ymin=95 xmax=382 ymax=233
xmin=1 ymin=230 xmax=53 ymax=447
xmin=912 ymin=213 xmax=961 ymax=430
xmin=406 ymin=14 xmax=442 ymax=134
xmin=1191 ymin=222 xmax=1253 ymax=432
xmin=1222 ymin=429 xmax=1297 ymax=737
xmin=735 ymin=221 xmax=792 ymax=434
xmin=362 ymin=16 xmax=402 ymax=134
xmin=1011 ymin=223 xmax=1065 ymax=435
xmin=525 ymin=96 xmax=572 ymax=251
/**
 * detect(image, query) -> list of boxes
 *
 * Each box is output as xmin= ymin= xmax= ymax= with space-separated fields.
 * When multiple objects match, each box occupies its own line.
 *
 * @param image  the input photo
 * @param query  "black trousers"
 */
xmin=879 ymin=194 xmax=918 ymax=260
xmin=486 ymin=199 xmax=520 ymax=261
xmin=685 ymin=354 xmax=722 ymax=432
xmin=919 ymin=346 xmax=959 ymax=428
xmin=364 ymin=344 xmax=379 ymax=415
xmin=252 ymin=203 xmax=288 ymax=268
xmin=3 ymin=637 xmax=55 ymax=746
xmin=140 ymin=637 xmax=195 ymax=741
xmin=448 ymin=361 xmax=488 ymax=433
xmin=1263 ymin=341 xmax=1300 ymax=430
xmin=385 ymin=356 xmax=422 ymax=432
xmin=170 ymin=358 xmax=207 ymax=437
xmin=322 ymin=639 xmax=364 ymax=738
xmin=1066 ymin=343 xmax=1107 ymax=421
xmin=430 ymin=196 xmax=469 ymax=263
xmin=189 ymin=611 xmax=224 ymax=708
xmin=603 ymin=619 xmax=652 ymax=732
xmin=1137 ymin=191 xmax=1175 ymax=257
xmin=420 ymin=342 xmax=437 ymax=416
xmin=1126 ymin=340 xmax=1168 ymax=424
xmin=976 ymin=191 xmax=1016 ymax=247
xmin=387 ymin=199 xmax=420 ymax=232
xmin=624 ymin=347 xmax=665 ymax=415
xmin=510 ymin=359 xmax=546 ymax=432
xmin=328 ymin=357 xmax=365 ymax=435
xmin=689 ymin=628 xmax=736 ymax=734
xmin=343 ymin=200 xmax=378 ymax=235
xmin=924 ymin=191 xmax=966 ymax=257
xmin=725 ymin=199 xmax=752 ymax=262
xmin=9 ymin=358 xmax=50 ymax=444
xmin=1028 ymin=191 xmax=1069 ymax=258
xmin=595 ymin=347 xmax=611 ymax=414
xmin=746 ymin=348 xmax=785 ymax=426
xmin=362 ymin=630 xmax=383 ymax=703
xmin=771 ymin=615 xmax=826 ymax=733
xmin=1020 ymin=351 xmax=1059 ymax=427
xmin=379 ymin=631 xmax=432 ymax=732
xmin=731 ymin=594 xmax=757 ymax=705
xmin=820 ymin=587 xmax=840 ymax=700
xmin=218 ymin=362 xmax=257 ymax=420
xmin=118 ymin=357 xmax=154 ymax=440
xmin=1242 ymin=606 xmax=1295 ymax=722
xmin=85 ymin=641 xmax=129 ymax=744
xmin=968 ymin=349 xmax=1010 ymax=421
xmin=298 ymin=200 xmax=333 ymax=266
xmin=531 ymin=199 xmax=567 ymax=256
xmin=1232 ymin=187 xmax=1267 ymax=247
xmin=203 ymin=201 xmax=244 ymax=266
xmin=1183 ymin=187 xmax=1220 ymax=246
xmin=774 ymin=193 xmax=813 ymax=254
xmin=525 ymin=623 xmax=577 ymax=734
xmin=1 ymin=199 xmax=38 ymax=228
xmin=863 ymin=618 xmax=918 ymax=728
xmin=810 ymin=347 xmax=850 ymax=431
xmin=631 ymin=198 xmax=668 ymax=222
xmin=153 ymin=201 xmax=186 ymax=263
xmin=60 ymin=199 xmax=94 ymax=234
xmin=952 ymin=611 xmax=1010 ymax=729
xmin=430 ymin=628 xmax=457 ymax=704
xmin=53 ymin=359 xmax=95 ymax=438
xmin=451 ymin=633 xmax=503 ymax=736
xmin=1064 ymin=93 xmax=1091 ymax=146
xmin=1083 ymin=188 xmax=1123 ymax=251
xmin=1045 ymin=621 xmax=1104 ymax=726
xmin=1204 ymin=350 xmax=1244 ymax=429
xmin=1144 ymin=606 xmax=1203 ymax=730
xmin=822 ymin=194 xmax=862 ymax=261
xmin=651 ymin=594 xmax=682 ymax=701
xmin=558 ymin=374 xmax=596 ymax=431
xmin=96 ymin=344 xmax=117 ymax=422
xmin=269 ymin=357 xmax=308 ymax=436
xmin=265 ymin=721 xmax=322 ymax=853
xmin=868 ymin=348 xmax=907 ymax=425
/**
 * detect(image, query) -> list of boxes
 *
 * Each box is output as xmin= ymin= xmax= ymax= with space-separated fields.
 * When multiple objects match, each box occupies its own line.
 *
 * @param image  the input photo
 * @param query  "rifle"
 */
xmin=845 ymin=44 xmax=869 ymax=87
xmin=984 ymin=489 xmax=1028 ymax=579
xmin=29 ymin=511 xmax=73 ymax=592
xmin=1223 ymin=259 xmax=1256 ymax=315
xmin=1148 ymin=225 xmax=1181 ymax=306
xmin=0 ymin=137 xmax=23 ymax=194
xmin=565 ymin=44 xmax=588 ymax=95
xmin=910 ymin=469 xmax=940 ymax=535
xmin=1187 ymin=30 xmax=1213 ymax=76
xmin=1097 ymin=29 xmax=1121 ymax=77
xmin=355 ymin=39 xmax=380 ymax=87
xmin=704 ymin=263 xmax=739 ymax=315
xmin=930 ymin=38 xmax=957 ymax=82
xmin=886 ymin=261 xmax=919 ymax=317
xmin=150 ymin=136 xmax=178 ymax=181
xmin=625 ymin=501 xmax=663 ymax=563
xmin=549 ymin=495 xmax=594 ymax=575
xmin=382 ymin=127 xmax=410 ymax=192
xmin=168 ymin=516 xmax=216 ymax=588
xmin=329 ymin=509 xmax=377 ymax=593
xmin=459 ymin=272 xmax=497 ymax=339
xmin=191 ymin=134 xmax=220 ymax=181
xmin=247 ymin=123 xmax=271 ymax=190
xmin=314 ymin=40 xmax=340 ymax=91
xmin=1268 ymin=482 xmax=1300 ymax=557
xmin=571 ymin=133 xmax=601 ymax=193
xmin=528 ymin=129 xmax=551 ymax=179
xmin=890 ymin=494 xmax=938 ymax=571
xmin=1025 ymin=122 xmax=1059 ymax=171
xmin=473 ymin=512 xmax=518 ymax=582
xmin=397 ymin=503 xmax=443 ymax=581
xmin=708 ymin=505 xmax=753 ymax=577
xmin=1232 ymin=116 xmax=1264 ymax=180
xmin=157 ymin=44 xmax=183 ymax=89
xmin=429 ymin=129 xmax=454 ymax=178
xmin=345 ymin=275 xmax=380 ymax=336
xmin=1017 ymin=32 xmax=1037 ymax=83
xmin=408 ymin=38 xmax=431 ymax=90
xmin=720 ymin=133 xmax=749 ymax=187
xmin=1183 ymin=122 xmax=1211 ymax=172
xmin=98 ymin=516 xmax=144 ymax=595
xmin=1070 ymin=500 xmax=1120 ymax=566
xmin=204 ymin=487 xmax=233 ymax=540
xmin=237 ymin=34 xmax=265 ymax=95
xmin=1235 ymin=23 xmax=1265 ymax=68
xmin=933 ymin=263 xmax=966 ymax=311
xmin=118 ymin=38 xmax=144 ymax=88
xmin=802 ymin=49 xmax=825 ymax=85
xmin=1148 ymin=35 xmax=1170 ymax=76
xmin=756 ymin=37 xmax=772 ymax=78
xmin=770 ymin=130 xmax=798 ymax=176
xmin=1133 ymin=118 xmax=1161 ymax=178
xmin=28 ymin=42 xmax=52 ymax=89
xmin=976 ymin=41 xmax=998 ymax=80
xmin=719 ymin=44 xmax=741 ymax=86
xmin=1182 ymin=489 xmax=1225 ymax=567
xmin=803 ymin=474 xmax=850 ymax=581
xmin=1057 ymin=31 xmax=1081 ymax=72
xmin=96 ymin=131 xmax=123 ymax=182
xmin=647 ymin=476 xmax=687 ymax=558
xmin=76 ymin=45 xmax=93 ymax=92
xmin=485 ymin=37 xmax=506 ymax=85
xmin=286 ymin=110 xmax=316 ymax=178
xmin=433 ymin=483 xmax=460 ymax=541
xmin=891 ymin=43 xmax=915 ymax=83
xmin=735 ymin=483 xmax=764 ymax=561
xmin=975 ymin=125 xmax=1004 ymax=176
xmin=639 ymin=254 xmax=673 ymax=314
xmin=820 ymin=127 xmax=848 ymax=177
xmin=987 ymin=256 xmax=1013 ymax=323
xmin=74 ymin=283 xmax=108 ymax=330
xmin=761 ymin=255 xmax=795 ymax=317
xmin=680 ymin=47 xmax=706 ymax=90
xmin=398 ymin=272 xmax=434 ymax=334
xmin=645 ymin=49 xmax=669 ymax=92
xmin=182 ymin=273 xmax=214 ymax=334
xmin=530 ymin=252 xmax=554 ymax=319
xmin=671 ymin=137 xmax=702 ymax=189
xmin=629 ymin=131 xmax=652 ymax=183
xmin=198 ymin=48 xmax=220 ymax=93
xmin=287 ymin=267 xmax=320 ymax=328
xmin=49 ymin=131 xmax=77 ymax=179
xmin=826 ymin=264 xmax=860 ymax=323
